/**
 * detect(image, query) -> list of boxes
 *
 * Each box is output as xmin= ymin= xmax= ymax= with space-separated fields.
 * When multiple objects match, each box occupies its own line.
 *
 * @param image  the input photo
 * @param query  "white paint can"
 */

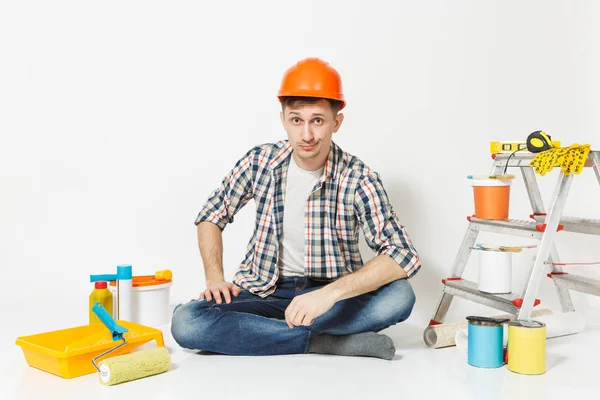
xmin=109 ymin=274 xmax=172 ymax=327
xmin=478 ymin=249 xmax=512 ymax=294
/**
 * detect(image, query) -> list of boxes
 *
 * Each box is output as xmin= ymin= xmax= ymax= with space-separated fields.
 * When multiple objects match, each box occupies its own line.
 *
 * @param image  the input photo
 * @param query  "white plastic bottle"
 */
xmin=116 ymin=264 xmax=133 ymax=321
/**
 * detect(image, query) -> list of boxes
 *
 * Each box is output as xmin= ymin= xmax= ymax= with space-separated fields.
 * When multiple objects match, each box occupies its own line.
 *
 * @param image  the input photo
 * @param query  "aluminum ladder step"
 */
xmin=442 ymin=278 xmax=540 ymax=315
xmin=549 ymin=273 xmax=600 ymax=296
xmin=531 ymin=214 xmax=600 ymax=236
xmin=467 ymin=216 xmax=550 ymax=239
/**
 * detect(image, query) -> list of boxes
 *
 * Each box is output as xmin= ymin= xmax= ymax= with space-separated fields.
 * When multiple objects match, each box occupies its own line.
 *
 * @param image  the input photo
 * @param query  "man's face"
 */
xmin=280 ymin=99 xmax=344 ymax=170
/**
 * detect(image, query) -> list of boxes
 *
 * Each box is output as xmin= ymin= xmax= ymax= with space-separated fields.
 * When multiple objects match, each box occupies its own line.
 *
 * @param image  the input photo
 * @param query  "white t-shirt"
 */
xmin=277 ymin=155 xmax=325 ymax=277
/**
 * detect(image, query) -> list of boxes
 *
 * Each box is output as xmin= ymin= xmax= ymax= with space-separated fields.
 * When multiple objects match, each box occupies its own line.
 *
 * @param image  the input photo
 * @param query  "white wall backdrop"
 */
xmin=2 ymin=0 xmax=600 ymax=334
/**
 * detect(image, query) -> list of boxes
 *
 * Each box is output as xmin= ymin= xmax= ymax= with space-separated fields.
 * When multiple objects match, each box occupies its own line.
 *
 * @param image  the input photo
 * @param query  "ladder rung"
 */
xmin=492 ymin=150 xmax=600 ymax=168
xmin=549 ymin=273 xmax=600 ymax=296
xmin=442 ymin=278 xmax=540 ymax=315
xmin=467 ymin=217 xmax=545 ymax=239
xmin=531 ymin=214 xmax=600 ymax=236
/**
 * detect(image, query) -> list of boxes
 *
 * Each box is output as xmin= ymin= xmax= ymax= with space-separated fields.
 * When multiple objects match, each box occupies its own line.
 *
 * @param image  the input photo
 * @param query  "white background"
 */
xmin=2 ymin=0 xmax=600 ymax=340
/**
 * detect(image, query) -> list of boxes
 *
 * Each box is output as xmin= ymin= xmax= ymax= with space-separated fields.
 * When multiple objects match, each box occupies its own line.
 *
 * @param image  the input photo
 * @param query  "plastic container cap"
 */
xmin=508 ymin=320 xmax=546 ymax=328
xmin=466 ymin=316 xmax=510 ymax=326
xmin=109 ymin=275 xmax=172 ymax=288
xmin=94 ymin=281 xmax=107 ymax=289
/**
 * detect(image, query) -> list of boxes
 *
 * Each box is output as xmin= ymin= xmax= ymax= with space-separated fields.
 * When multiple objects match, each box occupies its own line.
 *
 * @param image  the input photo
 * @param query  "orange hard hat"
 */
xmin=278 ymin=58 xmax=346 ymax=110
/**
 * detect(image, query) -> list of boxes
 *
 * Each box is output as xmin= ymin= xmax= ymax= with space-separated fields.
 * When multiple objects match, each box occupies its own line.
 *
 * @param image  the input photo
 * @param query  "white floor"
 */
xmin=3 ymin=302 xmax=599 ymax=400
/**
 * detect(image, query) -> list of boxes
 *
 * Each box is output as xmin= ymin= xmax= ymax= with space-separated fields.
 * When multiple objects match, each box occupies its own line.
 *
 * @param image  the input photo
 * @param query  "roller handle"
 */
xmin=92 ymin=302 xmax=128 ymax=341
xmin=90 ymin=274 xmax=117 ymax=282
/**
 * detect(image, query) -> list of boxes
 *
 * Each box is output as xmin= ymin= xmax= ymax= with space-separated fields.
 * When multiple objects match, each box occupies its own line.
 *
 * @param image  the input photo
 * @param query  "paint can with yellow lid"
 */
xmin=507 ymin=320 xmax=546 ymax=375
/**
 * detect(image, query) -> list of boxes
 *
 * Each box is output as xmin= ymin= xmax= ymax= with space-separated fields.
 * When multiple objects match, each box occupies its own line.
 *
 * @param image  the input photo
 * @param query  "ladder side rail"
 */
xmin=518 ymin=172 xmax=574 ymax=319
xmin=428 ymin=226 xmax=480 ymax=325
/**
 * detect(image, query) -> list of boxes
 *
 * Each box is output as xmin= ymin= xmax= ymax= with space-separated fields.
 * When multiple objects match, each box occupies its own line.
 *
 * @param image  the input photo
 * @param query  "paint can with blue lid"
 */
xmin=467 ymin=316 xmax=509 ymax=368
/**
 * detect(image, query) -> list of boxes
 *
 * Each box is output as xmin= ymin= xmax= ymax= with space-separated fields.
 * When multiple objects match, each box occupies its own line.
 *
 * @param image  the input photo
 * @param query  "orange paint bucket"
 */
xmin=470 ymin=179 xmax=511 ymax=220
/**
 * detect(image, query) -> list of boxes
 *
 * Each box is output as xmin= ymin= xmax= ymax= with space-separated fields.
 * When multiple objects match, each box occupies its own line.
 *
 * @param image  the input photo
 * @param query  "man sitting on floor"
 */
xmin=171 ymin=58 xmax=421 ymax=360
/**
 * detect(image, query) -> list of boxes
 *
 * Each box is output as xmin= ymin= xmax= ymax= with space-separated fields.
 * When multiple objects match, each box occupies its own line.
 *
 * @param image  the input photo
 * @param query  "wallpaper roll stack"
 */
xmin=455 ymin=310 xmax=586 ymax=353
xmin=423 ymin=308 xmax=553 ymax=348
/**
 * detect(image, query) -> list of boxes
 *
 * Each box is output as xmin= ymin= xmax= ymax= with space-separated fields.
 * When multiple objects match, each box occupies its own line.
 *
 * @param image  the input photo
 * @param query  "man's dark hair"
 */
xmin=280 ymin=96 xmax=342 ymax=115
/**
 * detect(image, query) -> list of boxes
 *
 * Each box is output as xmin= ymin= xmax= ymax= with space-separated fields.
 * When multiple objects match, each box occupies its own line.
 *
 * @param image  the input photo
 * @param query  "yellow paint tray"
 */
xmin=15 ymin=320 xmax=165 ymax=379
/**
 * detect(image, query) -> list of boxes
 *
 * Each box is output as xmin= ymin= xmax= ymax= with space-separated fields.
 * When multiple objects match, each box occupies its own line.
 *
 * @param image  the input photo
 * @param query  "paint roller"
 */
xmin=91 ymin=302 xmax=171 ymax=385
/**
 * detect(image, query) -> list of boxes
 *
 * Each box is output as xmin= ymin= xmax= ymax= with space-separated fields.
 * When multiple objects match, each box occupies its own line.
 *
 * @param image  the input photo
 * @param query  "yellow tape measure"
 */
xmin=527 ymin=131 xmax=558 ymax=153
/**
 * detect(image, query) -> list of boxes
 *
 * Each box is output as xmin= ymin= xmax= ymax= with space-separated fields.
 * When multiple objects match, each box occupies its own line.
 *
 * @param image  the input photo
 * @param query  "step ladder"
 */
xmin=425 ymin=149 xmax=600 ymax=342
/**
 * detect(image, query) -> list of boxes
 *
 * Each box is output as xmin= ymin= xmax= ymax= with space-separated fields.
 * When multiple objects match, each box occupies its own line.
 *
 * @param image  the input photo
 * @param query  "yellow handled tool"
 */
xmin=472 ymin=243 xmax=538 ymax=253
xmin=467 ymin=174 xmax=515 ymax=181
xmin=527 ymin=131 xmax=559 ymax=153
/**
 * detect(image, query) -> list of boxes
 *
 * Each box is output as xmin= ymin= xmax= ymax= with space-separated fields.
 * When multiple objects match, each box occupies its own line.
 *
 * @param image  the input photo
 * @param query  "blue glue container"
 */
xmin=467 ymin=316 xmax=509 ymax=368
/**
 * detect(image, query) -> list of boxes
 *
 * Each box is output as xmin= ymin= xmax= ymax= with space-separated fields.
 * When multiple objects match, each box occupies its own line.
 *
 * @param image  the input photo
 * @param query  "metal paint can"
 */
xmin=478 ymin=249 xmax=512 ymax=294
xmin=507 ymin=320 xmax=546 ymax=375
xmin=467 ymin=316 xmax=508 ymax=368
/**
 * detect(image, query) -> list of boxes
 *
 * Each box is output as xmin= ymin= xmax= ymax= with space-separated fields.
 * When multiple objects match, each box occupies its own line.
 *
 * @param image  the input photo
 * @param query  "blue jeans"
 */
xmin=170 ymin=276 xmax=416 ymax=356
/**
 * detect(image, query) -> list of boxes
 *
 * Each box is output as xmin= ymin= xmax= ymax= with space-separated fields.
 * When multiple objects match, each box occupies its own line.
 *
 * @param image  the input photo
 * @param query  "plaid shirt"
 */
xmin=195 ymin=140 xmax=421 ymax=297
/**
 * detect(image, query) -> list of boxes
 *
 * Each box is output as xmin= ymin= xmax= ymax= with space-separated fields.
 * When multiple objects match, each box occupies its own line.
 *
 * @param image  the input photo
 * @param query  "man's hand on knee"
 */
xmin=284 ymin=289 xmax=337 ymax=328
xmin=200 ymin=280 xmax=241 ymax=304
